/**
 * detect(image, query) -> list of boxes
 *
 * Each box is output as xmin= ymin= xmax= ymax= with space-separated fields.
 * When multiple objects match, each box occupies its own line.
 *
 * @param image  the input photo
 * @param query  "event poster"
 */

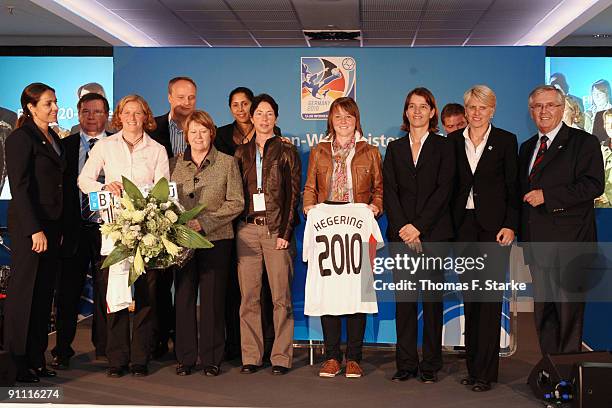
xmin=301 ymin=56 xmax=356 ymax=120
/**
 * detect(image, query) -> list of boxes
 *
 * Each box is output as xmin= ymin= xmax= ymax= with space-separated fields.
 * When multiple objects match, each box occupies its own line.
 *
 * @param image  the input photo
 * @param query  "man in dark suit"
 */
xmin=51 ymin=93 xmax=111 ymax=368
xmin=148 ymin=76 xmax=198 ymax=358
xmin=519 ymin=85 xmax=604 ymax=355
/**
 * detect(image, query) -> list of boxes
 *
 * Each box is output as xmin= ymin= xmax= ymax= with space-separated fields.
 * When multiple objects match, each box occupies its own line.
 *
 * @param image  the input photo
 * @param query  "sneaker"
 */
xmin=345 ymin=360 xmax=363 ymax=378
xmin=319 ymin=359 xmax=341 ymax=378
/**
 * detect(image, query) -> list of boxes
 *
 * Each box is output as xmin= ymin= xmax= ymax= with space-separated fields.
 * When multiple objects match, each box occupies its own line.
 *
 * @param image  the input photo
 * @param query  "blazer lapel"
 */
xmin=531 ymin=123 xmax=570 ymax=178
xmin=415 ymin=132 xmax=435 ymax=171
xmin=473 ymin=127 xmax=497 ymax=176
xmin=521 ymin=135 xmax=538 ymax=180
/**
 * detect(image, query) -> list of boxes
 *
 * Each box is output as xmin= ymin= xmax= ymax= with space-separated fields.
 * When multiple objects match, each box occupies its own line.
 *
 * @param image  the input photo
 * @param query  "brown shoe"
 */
xmin=345 ymin=360 xmax=363 ymax=378
xmin=318 ymin=359 xmax=341 ymax=378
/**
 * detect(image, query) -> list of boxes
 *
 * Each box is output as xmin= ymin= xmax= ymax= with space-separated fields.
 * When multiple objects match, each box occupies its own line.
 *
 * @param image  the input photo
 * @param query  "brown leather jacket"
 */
xmin=235 ymin=135 xmax=301 ymax=240
xmin=303 ymin=133 xmax=383 ymax=212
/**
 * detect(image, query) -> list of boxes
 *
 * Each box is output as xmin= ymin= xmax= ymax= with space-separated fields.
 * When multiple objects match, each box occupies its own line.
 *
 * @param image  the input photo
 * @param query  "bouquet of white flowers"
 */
xmin=101 ymin=176 xmax=212 ymax=285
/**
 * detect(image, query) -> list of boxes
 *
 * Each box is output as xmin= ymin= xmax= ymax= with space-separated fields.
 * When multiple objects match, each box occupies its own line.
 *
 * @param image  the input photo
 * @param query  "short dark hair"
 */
xmin=440 ymin=103 xmax=465 ymax=123
xmin=402 ymin=87 xmax=439 ymax=133
xmin=77 ymin=92 xmax=110 ymax=113
xmin=228 ymin=87 xmax=254 ymax=106
xmin=250 ymin=93 xmax=279 ymax=118
xmin=168 ymin=76 xmax=197 ymax=94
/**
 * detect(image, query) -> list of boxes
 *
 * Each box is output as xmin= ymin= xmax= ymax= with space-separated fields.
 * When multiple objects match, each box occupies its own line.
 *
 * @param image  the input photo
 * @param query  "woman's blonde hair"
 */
xmin=182 ymin=110 xmax=217 ymax=143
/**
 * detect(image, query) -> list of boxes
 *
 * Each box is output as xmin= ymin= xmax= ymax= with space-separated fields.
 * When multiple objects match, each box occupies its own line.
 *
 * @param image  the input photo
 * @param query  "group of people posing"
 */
xmin=2 ymin=77 xmax=604 ymax=396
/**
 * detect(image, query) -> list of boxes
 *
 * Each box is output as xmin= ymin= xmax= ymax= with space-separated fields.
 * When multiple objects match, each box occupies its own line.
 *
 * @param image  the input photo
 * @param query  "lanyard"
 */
xmin=256 ymin=147 xmax=263 ymax=192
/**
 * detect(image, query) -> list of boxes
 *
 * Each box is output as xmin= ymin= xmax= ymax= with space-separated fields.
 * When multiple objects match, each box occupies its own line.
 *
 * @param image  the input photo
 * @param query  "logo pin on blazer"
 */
xmin=488 ymin=145 xmax=493 ymax=150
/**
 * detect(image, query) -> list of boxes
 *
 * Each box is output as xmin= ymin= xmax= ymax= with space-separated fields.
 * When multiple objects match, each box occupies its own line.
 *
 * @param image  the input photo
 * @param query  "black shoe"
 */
xmin=420 ymin=371 xmax=438 ymax=383
xmin=106 ymin=366 xmax=125 ymax=378
xmin=472 ymin=380 xmax=492 ymax=392
xmin=34 ymin=367 xmax=57 ymax=377
xmin=271 ymin=365 xmax=289 ymax=375
xmin=50 ymin=356 xmax=70 ymax=370
xmin=131 ymin=364 xmax=149 ymax=377
xmin=240 ymin=364 xmax=259 ymax=374
xmin=460 ymin=376 xmax=476 ymax=386
xmin=176 ymin=364 xmax=193 ymax=376
xmin=16 ymin=369 xmax=40 ymax=383
xmin=203 ymin=365 xmax=220 ymax=377
xmin=392 ymin=370 xmax=416 ymax=382
xmin=151 ymin=343 xmax=169 ymax=360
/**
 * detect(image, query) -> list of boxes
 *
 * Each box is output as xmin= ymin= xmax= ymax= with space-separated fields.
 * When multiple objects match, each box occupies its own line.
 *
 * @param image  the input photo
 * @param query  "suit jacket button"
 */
xmin=189 ymin=193 xmax=195 ymax=198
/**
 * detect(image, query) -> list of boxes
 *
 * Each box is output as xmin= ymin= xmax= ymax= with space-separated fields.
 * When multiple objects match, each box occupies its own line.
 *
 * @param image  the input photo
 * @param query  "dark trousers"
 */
xmin=225 ymin=244 xmax=275 ymax=360
xmin=4 ymin=220 xmax=61 ymax=371
xmin=175 ymin=240 xmax=231 ymax=367
xmin=53 ymin=223 xmax=105 ymax=359
xmin=394 ymin=242 xmax=446 ymax=373
xmin=154 ymin=267 xmax=175 ymax=349
xmin=321 ymin=314 xmax=366 ymax=363
xmin=532 ymin=264 xmax=585 ymax=354
xmin=103 ymin=268 xmax=158 ymax=367
xmin=456 ymin=211 xmax=507 ymax=383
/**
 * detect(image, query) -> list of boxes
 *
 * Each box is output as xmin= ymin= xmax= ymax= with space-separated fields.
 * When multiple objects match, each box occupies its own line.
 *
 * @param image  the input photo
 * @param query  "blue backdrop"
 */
xmin=114 ymin=46 xmax=545 ymax=346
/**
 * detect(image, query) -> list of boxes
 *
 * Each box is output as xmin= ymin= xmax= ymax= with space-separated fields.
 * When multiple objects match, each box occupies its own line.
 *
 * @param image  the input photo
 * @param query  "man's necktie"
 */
xmin=529 ymin=135 xmax=548 ymax=181
xmin=81 ymin=138 xmax=105 ymax=222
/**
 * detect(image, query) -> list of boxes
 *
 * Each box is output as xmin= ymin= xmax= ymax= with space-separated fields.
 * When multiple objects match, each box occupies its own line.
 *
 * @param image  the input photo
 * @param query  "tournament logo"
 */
xmin=301 ymin=56 xmax=356 ymax=120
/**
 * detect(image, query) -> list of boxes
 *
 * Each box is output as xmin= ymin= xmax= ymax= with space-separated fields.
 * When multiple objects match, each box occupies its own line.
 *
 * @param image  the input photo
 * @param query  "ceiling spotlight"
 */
xmin=593 ymin=34 xmax=611 ymax=38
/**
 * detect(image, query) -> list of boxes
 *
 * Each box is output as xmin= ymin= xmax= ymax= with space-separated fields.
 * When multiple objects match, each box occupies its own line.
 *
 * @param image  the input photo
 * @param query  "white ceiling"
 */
xmin=0 ymin=0 xmax=611 ymax=47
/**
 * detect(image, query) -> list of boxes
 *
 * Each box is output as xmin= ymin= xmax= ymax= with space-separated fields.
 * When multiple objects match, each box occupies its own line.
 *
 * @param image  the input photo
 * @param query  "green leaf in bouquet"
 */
xmin=128 ymin=264 xmax=139 ymax=287
xmin=174 ymin=224 xmax=214 ymax=249
xmin=122 ymin=176 xmax=145 ymax=204
xmin=149 ymin=177 xmax=170 ymax=203
xmin=177 ymin=204 xmax=206 ymax=224
xmin=101 ymin=245 xmax=131 ymax=269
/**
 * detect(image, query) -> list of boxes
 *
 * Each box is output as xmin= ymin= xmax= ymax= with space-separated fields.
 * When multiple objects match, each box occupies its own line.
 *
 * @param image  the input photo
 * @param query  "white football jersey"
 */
xmin=303 ymin=203 xmax=384 ymax=316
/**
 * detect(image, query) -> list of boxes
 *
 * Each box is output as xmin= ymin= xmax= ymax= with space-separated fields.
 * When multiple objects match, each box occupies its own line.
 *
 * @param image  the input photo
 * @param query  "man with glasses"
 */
xmin=51 ymin=92 xmax=112 ymax=369
xmin=519 ymin=85 xmax=604 ymax=355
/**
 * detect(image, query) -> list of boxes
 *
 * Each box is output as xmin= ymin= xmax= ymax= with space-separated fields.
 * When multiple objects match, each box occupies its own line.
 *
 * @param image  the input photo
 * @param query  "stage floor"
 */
xmin=23 ymin=313 xmax=544 ymax=407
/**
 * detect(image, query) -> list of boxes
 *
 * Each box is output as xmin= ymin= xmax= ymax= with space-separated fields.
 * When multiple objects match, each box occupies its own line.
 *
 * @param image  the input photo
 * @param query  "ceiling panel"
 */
xmin=361 ymin=10 xmax=422 ymax=20
xmin=417 ymin=29 xmax=472 ymax=39
xmin=420 ymin=20 xmax=477 ymax=30
xmin=126 ymin=20 xmax=193 ymax=37
xmin=363 ymin=30 xmax=415 ymax=38
xmin=361 ymin=0 xmax=426 ymax=11
xmin=207 ymin=38 xmax=259 ymax=46
xmin=110 ymin=9 xmax=172 ymax=20
xmin=96 ymin=0 xmax=159 ymax=8
xmin=199 ymin=30 xmax=253 ymax=39
xmin=174 ymin=11 xmax=236 ymax=21
xmin=422 ymin=9 xmax=484 ymax=20
xmin=362 ymin=20 xmax=418 ymax=30
xmin=243 ymin=21 xmax=301 ymax=30
xmin=188 ymin=21 xmax=244 ymax=31
xmin=225 ymin=0 xmax=294 ymax=11
xmin=236 ymin=11 xmax=297 ymax=20
xmin=256 ymin=38 xmax=309 ymax=46
xmin=162 ymin=0 xmax=230 ymax=10
xmin=426 ymin=0 xmax=494 ymax=10
xmin=362 ymin=38 xmax=414 ymax=46
xmin=251 ymin=30 xmax=305 ymax=39
xmin=414 ymin=38 xmax=466 ymax=46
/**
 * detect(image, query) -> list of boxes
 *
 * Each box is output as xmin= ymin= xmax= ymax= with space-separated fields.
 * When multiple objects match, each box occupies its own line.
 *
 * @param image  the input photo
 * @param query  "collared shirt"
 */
xmin=409 ymin=132 xmax=429 ymax=165
xmin=168 ymin=113 xmax=188 ymax=156
xmin=528 ymin=120 xmax=563 ymax=173
xmin=463 ymin=124 xmax=492 ymax=209
xmin=79 ymin=130 xmax=107 ymax=173
xmin=78 ymin=130 xmax=169 ymax=193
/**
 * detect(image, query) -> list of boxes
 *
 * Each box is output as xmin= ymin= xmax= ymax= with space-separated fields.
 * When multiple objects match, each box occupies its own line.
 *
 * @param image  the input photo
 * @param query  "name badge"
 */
xmin=253 ymin=193 xmax=266 ymax=212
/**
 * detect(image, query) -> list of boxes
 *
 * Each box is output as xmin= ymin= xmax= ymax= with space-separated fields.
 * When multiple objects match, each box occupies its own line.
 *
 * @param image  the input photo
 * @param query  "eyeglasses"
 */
xmin=529 ymin=103 xmax=563 ymax=112
xmin=80 ymin=109 xmax=107 ymax=117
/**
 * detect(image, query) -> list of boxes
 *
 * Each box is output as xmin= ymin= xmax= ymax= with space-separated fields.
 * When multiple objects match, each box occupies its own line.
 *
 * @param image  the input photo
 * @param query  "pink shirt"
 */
xmin=78 ymin=130 xmax=169 ymax=193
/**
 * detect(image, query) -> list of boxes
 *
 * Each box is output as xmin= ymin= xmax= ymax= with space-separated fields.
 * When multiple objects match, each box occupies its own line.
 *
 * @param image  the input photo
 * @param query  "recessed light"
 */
xmin=593 ymin=34 xmax=611 ymax=38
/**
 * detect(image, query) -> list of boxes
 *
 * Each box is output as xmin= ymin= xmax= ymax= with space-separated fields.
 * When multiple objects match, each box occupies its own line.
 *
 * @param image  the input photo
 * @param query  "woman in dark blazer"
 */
xmin=383 ymin=87 xmax=455 ymax=384
xmin=4 ymin=83 xmax=66 ymax=382
xmin=447 ymin=85 xmax=519 ymax=392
